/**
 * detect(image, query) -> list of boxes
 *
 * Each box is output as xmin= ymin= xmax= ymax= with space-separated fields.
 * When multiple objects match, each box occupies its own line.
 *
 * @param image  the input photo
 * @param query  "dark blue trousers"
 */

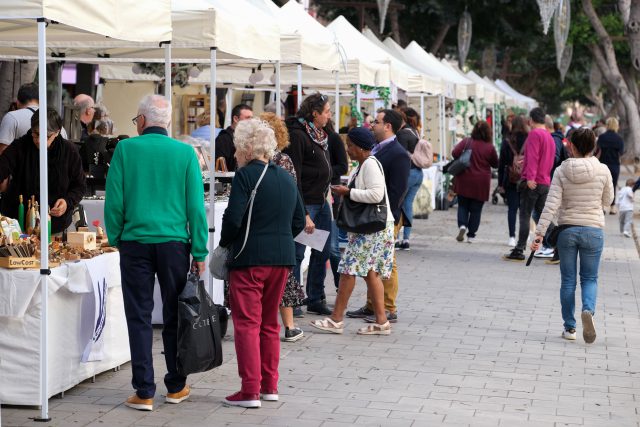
xmin=119 ymin=241 xmax=190 ymax=399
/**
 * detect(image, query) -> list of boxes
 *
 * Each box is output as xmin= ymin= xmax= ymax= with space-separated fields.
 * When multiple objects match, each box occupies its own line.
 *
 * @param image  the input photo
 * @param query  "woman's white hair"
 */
xmin=138 ymin=94 xmax=172 ymax=128
xmin=233 ymin=118 xmax=277 ymax=161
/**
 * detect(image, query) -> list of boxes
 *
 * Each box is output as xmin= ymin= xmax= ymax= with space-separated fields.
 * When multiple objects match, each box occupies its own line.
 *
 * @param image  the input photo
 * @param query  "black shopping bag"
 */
xmin=176 ymin=273 xmax=225 ymax=376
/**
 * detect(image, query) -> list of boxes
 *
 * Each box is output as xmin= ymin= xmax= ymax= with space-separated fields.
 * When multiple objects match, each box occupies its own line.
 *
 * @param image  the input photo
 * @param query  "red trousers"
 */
xmin=229 ymin=265 xmax=289 ymax=395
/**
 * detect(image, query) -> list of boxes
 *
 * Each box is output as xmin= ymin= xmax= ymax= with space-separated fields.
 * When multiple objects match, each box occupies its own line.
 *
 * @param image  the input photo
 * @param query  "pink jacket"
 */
xmin=521 ymin=127 xmax=555 ymax=186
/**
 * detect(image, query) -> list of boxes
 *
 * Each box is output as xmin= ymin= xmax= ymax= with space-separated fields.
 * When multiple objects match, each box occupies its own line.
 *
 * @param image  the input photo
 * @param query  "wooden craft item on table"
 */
xmin=215 ymin=157 xmax=228 ymax=172
xmin=67 ymin=231 xmax=97 ymax=250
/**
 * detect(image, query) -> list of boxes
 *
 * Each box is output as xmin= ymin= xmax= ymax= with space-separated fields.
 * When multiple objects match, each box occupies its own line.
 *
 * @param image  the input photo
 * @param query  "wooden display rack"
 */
xmin=182 ymin=94 xmax=210 ymax=136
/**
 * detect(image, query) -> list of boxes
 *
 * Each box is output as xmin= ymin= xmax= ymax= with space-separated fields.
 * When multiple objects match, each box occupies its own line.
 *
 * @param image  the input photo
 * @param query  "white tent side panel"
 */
xmin=0 ymin=0 xmax=172 ymax=42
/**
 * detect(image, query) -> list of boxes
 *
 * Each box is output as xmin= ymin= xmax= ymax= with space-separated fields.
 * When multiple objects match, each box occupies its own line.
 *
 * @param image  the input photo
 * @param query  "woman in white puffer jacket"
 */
xmin=531 ymin=128 xmax=613 ymax=344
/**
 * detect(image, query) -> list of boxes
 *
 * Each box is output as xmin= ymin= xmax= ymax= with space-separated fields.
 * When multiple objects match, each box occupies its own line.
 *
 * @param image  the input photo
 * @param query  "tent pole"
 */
xmin=296 ymin=63 xmax=302 ymax=110
xmin=225 ymin=88 xmax=232 ymax=128
xmin=355 ymin=84 xmax=361 ymax=124
xmin=275 ymin=61 xmax=281 ymax=117
xmin=163 ymin=42 xmax=172 ymax=136
xmin=334 ymin=71 xmax=340 ymax=128
xmin=209 ymin=47 xmax=217 ymax=299
xmin=420 ymin=94 xmax=425 ymax=138
xmin=439 ymin=95 xmax=445 ymax=209
xmin=36 ymin=17 xmax=51 ymax=423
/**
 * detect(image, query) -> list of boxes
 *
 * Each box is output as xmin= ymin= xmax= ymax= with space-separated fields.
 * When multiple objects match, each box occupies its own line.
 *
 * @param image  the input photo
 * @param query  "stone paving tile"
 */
xmin=4 ymin=193 xmax=640 ymax=426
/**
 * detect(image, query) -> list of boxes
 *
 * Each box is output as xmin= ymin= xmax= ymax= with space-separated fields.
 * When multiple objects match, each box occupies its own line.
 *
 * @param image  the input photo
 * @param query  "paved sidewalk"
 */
xmin=3 ymin=199 xmax=640 ymax=427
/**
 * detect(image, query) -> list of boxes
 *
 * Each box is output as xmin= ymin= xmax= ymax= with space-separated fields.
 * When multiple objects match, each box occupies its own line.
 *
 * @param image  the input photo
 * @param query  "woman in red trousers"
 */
xmin=218 ymin=119 xmax=306 ymax=408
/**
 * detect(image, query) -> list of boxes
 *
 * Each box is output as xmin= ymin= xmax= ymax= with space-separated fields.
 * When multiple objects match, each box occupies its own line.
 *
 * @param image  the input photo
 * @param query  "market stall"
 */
xmin=0 ymin=252 xmax=130 ymax=406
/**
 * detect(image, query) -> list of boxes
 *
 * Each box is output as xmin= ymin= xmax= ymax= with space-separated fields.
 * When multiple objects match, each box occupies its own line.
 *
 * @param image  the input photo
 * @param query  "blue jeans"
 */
xmin=400 ymin=168 xmax=424 ymax=241
xmin=557 ymin=227 xmax=603 ymax=330
xmin=505 ymin=185 xmax=519 ymax=238
xmin=329 ymin=219 xmax=341 ymax=289
xmin=457 ymin=195 xmax=484 ymax=238
xmin=293 ymin=203 xmax=333 ymax=305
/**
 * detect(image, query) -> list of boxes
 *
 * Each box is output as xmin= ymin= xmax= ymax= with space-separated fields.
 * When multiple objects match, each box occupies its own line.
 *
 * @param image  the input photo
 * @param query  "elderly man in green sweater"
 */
xmin=105 ymin=94 xmax=208 ymax=411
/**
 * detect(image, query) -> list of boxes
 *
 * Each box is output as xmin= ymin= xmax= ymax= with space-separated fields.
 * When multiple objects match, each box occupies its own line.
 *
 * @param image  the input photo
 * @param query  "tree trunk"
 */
xmin=627 ymin=0 xmax=640 ymax=70
xmin=583 ymin=0 xmax=640 ymax=156
xmin=429 ymin=23 xmax=451 ymax=55
xmin=389 ymin=7 xmax=402 ymax=45
xmin=499 ymin=47 xmax=512 ymax=80
xmin=0 ymin=60 xmax=38 ymax=120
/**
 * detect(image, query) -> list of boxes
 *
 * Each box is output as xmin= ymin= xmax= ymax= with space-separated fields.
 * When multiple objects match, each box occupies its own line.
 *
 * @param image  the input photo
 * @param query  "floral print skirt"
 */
xmin=337 ymin=221 xmax=395 ymax=280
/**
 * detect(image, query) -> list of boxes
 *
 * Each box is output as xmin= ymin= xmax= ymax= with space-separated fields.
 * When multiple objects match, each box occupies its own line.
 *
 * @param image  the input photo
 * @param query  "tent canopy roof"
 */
xmin=0 ymin=0 xmax=280 ymax=63
xmin=362 ymin=28 xmax=441 ymax=94
xmin=0 ymin=0 xmax=172 ymax=43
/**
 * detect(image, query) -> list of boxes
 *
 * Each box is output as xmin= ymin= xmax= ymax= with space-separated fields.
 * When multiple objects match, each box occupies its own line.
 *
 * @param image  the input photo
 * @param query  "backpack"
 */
xmin=403 ymin=128 xmax=433 ymax=168
xmin=507 ymin=139 xmax=524 ymax=184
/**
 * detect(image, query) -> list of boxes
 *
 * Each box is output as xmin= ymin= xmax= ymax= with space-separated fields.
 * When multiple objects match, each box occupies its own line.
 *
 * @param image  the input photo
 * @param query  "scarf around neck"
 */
xmin=299 ymin=118 xmax=328 ymax=150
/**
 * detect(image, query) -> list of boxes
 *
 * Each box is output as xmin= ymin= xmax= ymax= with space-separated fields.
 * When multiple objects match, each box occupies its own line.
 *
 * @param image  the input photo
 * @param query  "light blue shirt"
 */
xmin=371 ymin=136 xmax=395 ymax=155
xmin=191 ymin=125 xmax=222 ymax=141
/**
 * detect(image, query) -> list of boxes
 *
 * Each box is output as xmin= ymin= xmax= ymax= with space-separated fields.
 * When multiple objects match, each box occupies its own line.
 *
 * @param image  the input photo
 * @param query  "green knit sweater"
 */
xmin=105 ymin=128 xmax=208 ymax=261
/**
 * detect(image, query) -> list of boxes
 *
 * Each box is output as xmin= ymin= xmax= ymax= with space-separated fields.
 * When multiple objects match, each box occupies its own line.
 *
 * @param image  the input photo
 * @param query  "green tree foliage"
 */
xmin=316 ymin=0 xmax=631 ymax=115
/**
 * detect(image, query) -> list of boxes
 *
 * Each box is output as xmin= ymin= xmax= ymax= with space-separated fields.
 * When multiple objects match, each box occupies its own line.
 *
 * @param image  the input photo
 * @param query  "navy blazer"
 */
xmin=373 ymin=139 xmax=411 ymax=226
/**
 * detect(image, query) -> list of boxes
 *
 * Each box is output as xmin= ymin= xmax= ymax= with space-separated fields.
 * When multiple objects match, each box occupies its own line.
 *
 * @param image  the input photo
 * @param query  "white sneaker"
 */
xmin=456 ymin=226 xmax=466 ymax=242
xmin=467 ymin=236 xmax=475 ymax=243
xmin=623 ymin=231 xmax=631 ymax=238
xmin=508 ymin=237 xmax=516 ymax=247
xmin=534 ymin=247 xmax=554 ymax=258
xmin=562 ymin=329 xmax=577 ymax=340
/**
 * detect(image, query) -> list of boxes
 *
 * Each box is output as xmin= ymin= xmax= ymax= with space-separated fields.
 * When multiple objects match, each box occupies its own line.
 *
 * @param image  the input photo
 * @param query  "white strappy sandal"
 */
xmin=357 ymin=321 xmax=391 ymax=335
xmin=309 ymin=317 xmax=344 ymax=334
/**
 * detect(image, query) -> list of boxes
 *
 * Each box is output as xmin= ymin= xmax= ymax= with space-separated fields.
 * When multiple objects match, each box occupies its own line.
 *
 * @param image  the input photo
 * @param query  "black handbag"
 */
xmin=444 ymin=138 xmax=472 ymax=176
xmin=337 ymin=157 xmax=388 ymax=234
xmin=547 ymin=224 xmax=577 ymax=248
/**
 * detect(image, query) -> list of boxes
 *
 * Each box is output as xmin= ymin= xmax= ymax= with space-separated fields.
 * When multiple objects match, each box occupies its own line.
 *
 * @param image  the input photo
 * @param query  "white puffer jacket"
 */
xmin=536 ymin=156 xmax=614 ymax=235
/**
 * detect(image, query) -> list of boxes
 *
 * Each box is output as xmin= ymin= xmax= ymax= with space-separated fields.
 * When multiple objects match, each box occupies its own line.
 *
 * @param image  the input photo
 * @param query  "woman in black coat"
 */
xmin=596 ymin=117 xmax=624 ymax=213
xmin=283 ymin=93 xmax=334 ymax=316
xmin=0 ymin=108 xmax=86 ymax=234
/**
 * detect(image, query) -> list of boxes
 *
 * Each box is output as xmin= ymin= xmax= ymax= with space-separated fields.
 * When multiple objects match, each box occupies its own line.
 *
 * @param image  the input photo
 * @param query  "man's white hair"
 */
xmin=138 ymin=94 xmax=172 ymax=128
xmin=73 ymin=94 xmax=94 ymax=115
xmin=234 ymin=119 xmax=277 ymax=161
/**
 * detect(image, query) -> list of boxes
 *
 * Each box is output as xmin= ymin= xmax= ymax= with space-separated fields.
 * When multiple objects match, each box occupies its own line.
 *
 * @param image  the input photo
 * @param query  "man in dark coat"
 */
xmin=214 ymin=104 xmax=253 ymax=171
xmin=346 ymin=109 xmax=410 ymax=323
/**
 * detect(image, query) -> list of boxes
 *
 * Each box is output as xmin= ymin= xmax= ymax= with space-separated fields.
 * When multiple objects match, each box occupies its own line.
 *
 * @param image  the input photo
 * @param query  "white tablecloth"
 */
xmin=81 ymin=199 xmax=228 ymax=323
xmin=0 ymin=252 xmax=130 ymax=405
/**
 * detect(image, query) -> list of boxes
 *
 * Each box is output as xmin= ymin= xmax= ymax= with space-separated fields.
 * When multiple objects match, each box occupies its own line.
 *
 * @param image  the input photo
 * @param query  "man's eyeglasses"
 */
xmin=132 ymin=114 xmax=144 ymax=125
xmin=320 ymin=94 xmax=327 ymax=102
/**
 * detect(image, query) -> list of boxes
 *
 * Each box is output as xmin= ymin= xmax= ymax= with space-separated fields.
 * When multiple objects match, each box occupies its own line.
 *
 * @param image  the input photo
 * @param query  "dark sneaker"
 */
xmin=307 ymin=302 xmax=332 ymax=315
xmin=346 ymin=306 xmax=374 ymax=318
xmin=364 ymin=311 xmax=397 ymax=323
xmin=394 ymin=240 xmax=401 ymax=249
xmin=581 ymin=311 xmax=596 ymax=344
xmin=398 ymin=241 xmax=410 ymax=251
xmin=545 ymin=250 xmax=560 ymax=265
xmin=503 ymin=248 xmax=525 ymax=261
xmin=283 ymin=327 xmax=304 ymax=342
xmin=293 ymin=307 xmax=305 ymax=318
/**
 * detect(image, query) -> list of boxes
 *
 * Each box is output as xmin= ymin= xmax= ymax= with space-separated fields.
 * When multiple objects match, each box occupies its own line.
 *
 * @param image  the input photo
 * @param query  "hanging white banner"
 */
xmin=81 ymin=258 xmax=109 ymax=363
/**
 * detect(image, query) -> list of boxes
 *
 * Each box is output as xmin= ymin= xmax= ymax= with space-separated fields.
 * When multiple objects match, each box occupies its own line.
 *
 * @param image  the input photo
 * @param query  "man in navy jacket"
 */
xmin=347 ymin=109 xmax=410 ymax=323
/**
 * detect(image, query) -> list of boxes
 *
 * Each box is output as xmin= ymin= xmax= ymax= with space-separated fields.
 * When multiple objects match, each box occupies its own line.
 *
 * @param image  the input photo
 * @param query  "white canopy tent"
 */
xmin=495 ymin=79 xmax=537 ymax=110
xmin=0 ymin=0 xmax=173 ymax=421
xmin=466 ymin=70 xmax=497 ymax=105
xmin=403 ymin=41 xmax=472 ymax=101
xmin=361 ymin=29 xmax=441 ymax=95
